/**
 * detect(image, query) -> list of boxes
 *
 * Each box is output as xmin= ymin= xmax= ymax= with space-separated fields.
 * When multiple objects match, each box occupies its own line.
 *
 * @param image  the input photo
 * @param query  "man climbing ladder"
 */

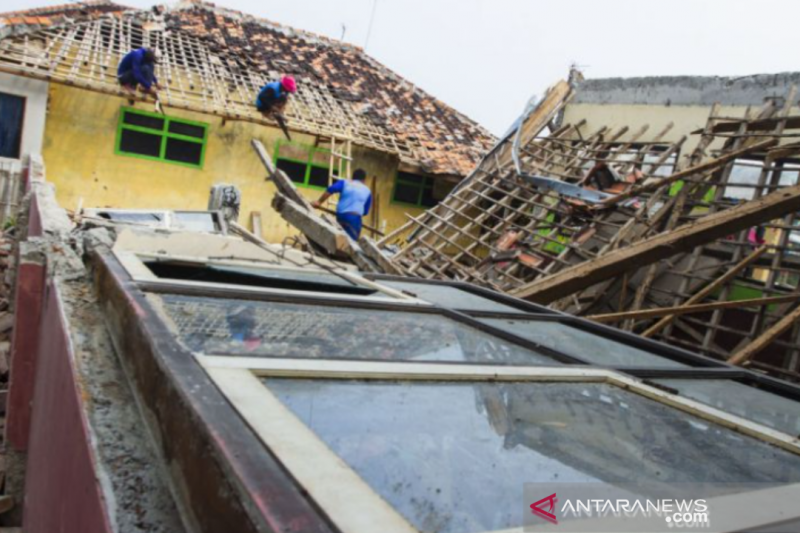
xmin=312 ymin=169 xmax=373 ymax=240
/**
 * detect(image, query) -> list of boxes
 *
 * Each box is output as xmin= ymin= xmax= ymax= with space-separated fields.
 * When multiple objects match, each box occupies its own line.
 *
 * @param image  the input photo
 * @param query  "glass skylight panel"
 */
xmin=264 ymin=379 xmax=800 ymax=533
xmin=378 ymin=280 xmax=526 ymax=313
xmin=482 ymin=317 xmax=687 ymax=368
xmin=158 ymin=294 xmax=559 ymax=365
xmin=658 ymin=379 xmax=800 ymax=436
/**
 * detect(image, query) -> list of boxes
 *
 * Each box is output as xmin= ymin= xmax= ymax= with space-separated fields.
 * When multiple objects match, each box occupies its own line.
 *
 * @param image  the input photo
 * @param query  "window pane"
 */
xmin=397 ymin=171 xmax=424 ymax=184
xmin=307 ymin=166 xmax=330 ymax=188
xmin=482 ymin=318 xmax=687 ymax=368
xmin=168 ymin=120 xmax=205 ymax=139
xmin=276 ymin=159 xmax=307 ymax=184
xmin=97 ymin=211 xmax=164 ymax=223
xmin=122 ymin=111 xmax=165 ymax=131
xmin=265 ymin=379 xmax=800 ymax=533
xmin=172 ymin=212 xmax=218 ymax=232
xmin=725 ymin=160 xmax=762 ymax=201
xmin=420 ymin=184 xmax=438 ymax=207
xmin=156 ymin=294 xmax=558 ymax=365
xmin=119 ymin=129 xmax=162 ymax=157
xmin=394 ymin=182 xmax=421 ymax=204
xmin=0 ymin=92 xmax=24 ymax=159
xmin=146 ymin=264 xmax=375 ymax=295
xmin=657 ymin=379 xmax=800 ymax=436
xmin=380 ymin=280 xmax=523 ymax=313
xmin=165 ymin=137 xmax=203 ymax=165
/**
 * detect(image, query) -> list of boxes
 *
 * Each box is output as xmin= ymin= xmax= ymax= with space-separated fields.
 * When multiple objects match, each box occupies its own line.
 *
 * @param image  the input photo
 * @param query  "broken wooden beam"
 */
xmin=252 ymin=139 xmax=314 ymax=210
xmin=271 ymin=193 xmax=351 ymax=257
xmin=358 ymin=235 xmax=404 ymax=275
xmin=594 ymin=139 xmax=778 ymax=209
xmin=588 ymin=293 xmax=800 ymax=324
xmin=728 ymin=304 xmax=800 ymax=366
xmin=510 ymin=184 xmax=800 ymax=304
xmin=271 ymin=193 xmax=381 ymax=272
xmin=640 ymin=245 xmax=768 ymax=337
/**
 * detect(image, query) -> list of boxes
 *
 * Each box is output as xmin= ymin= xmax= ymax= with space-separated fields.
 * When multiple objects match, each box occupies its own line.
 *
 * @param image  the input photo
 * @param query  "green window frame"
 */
xmin=273 ymin=140 xmax=332 ymax=190
xmin=392 ymin=171 xmax=439 ymax=208
xmin=115 ymin=107 xmax=208 ymax=169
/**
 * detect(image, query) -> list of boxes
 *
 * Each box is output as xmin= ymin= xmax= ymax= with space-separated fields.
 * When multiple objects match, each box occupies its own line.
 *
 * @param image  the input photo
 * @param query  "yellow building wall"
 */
xmin=42 ymin=84 xmax=427 ymax=243
xmin=561 ymin=103 xmax=800 ymax=155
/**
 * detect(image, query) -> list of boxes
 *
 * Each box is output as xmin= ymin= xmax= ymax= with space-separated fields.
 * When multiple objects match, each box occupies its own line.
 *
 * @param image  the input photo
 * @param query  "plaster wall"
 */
xmin=0 ymin=72 xmax=48 ymax=167
xmin=42 ymin=84 xmax=427 ymax=243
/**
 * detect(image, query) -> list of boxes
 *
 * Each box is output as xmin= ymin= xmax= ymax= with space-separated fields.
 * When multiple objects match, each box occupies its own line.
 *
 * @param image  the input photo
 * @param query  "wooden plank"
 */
xmin=357 ymin=236 xmax=404 ymax=275
xmin=594 ymin=139 xmax=778 ymax=209
xmin=271 ymin=193 xmax=350 ymax=256
xmin=252 ymin=139 xmax=314 ymax=210
xmin=728 ymin=304 xmax=800 ymax=366
xmin=249 ymin=211 xmax=262 ymax=239
xmin=588 ymin=293 xmax=800 ymax=323
xmin=510 ymin=182 xmax=800 ymax=304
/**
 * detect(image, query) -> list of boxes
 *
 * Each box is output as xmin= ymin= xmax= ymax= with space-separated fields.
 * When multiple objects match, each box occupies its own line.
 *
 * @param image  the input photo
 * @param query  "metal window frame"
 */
xmin=115 ymin=106 xmax=209 ymax=169
xmin=273 ymin=138 xmax=333 ymax=190
xmin=200 ymin=357 xmax=800 ymax=533
xmin=391 ymin=170 xmax=437 ymax=208
xmin=93 ymin=247 xmax=800 ymax=533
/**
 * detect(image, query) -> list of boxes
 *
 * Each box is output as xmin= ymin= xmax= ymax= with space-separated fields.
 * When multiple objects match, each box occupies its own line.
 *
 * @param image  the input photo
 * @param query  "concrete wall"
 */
xmin=572 ymin=73 xmax=800 ymax=107
xmin=41 ymin=84 xmax=427 ymax=243
xmin=563 ymin=73 xmax=800 ymax=156
xmin=0 ymin=72 xmax=48 ymax=167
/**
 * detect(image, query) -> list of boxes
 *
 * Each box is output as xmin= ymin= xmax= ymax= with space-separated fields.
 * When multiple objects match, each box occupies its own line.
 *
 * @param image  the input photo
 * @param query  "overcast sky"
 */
xmin=5 ymin=0 xmax=800 ymax=135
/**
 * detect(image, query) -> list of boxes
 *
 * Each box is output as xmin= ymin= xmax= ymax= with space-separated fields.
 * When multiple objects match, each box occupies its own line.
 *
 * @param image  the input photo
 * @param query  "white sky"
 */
xmin=4 ymin=0 xmax=800 ymax=135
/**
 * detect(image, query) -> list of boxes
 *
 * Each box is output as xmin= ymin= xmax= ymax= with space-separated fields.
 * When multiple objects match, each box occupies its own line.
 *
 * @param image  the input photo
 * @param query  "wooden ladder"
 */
xmin=328 ymin=135 xmax=353 ymax=184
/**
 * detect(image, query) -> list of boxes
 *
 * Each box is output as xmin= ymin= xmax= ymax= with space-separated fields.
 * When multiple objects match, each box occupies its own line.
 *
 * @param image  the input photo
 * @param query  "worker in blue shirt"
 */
xmin=313 ymin=169 xmax=373 ymax=240
xmin=117 ymin=48 xmax=161 ymax=95
xmin=255 ymin=76 xmax=297 ymax=116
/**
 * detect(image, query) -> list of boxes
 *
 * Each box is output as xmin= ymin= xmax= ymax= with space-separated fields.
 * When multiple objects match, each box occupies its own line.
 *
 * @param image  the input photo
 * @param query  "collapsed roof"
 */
xmin=371 ymin=78 xmax=800 ymax=382
xmin=0 ymin=0 xmax=495 ymax=175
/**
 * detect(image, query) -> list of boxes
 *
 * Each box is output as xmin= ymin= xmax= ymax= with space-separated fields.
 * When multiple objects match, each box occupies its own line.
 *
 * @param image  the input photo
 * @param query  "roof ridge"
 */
xmin=163 ymin=0 xmax=493 ymax=140
xmin=165 ymin=0 xmax=365 ymax=52
xmin=0 ymin=0 xmax=128 ymax=19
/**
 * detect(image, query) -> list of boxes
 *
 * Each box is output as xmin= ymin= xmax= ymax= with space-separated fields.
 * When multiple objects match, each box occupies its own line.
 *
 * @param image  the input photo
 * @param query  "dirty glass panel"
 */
xmin=158 ymin=294 xmax=557 ymax=364
xmin=172 ymin=212 xmax=218 ymax=232
xmin=380 ymin=280 xmax=523 ymax=313
xmin=119 ymin=129 xmax=161 ymax=157
xmin=725 ymin=159 xmax=763 ymax=201
xmin=482 ymin=318 xmax=687 ymax=368
xmin=165 ymin=137 xmax=203 ymax=165
xmin=97 ymin=211 xmax=164 ymax=224
xmin=167 ymin=121 xmax=205 ymax=139
xmin=658 ymin=379 xmax=800 ymax=436
xmin=122 ymin=110 xmax=164 ymax=130
xmin=265 ymin=379 xmax=800 ymax=533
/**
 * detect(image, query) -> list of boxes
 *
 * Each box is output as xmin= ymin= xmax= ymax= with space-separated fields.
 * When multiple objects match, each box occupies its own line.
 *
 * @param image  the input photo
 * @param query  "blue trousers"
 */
xmin=337 ymin=212 xmax=363 ymax=240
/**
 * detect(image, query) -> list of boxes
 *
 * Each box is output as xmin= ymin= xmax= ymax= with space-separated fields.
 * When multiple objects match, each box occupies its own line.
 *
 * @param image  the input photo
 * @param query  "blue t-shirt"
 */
xmin=327 ymin=180 xmax=372 ymax=216
xmin=118 ymin=48 xmax=158 ymax=89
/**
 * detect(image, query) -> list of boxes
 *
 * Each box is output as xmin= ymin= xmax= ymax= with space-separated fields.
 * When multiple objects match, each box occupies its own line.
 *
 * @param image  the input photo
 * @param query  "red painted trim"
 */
xmin=27 ymin=193 xmax=42 ymax=238
xmin=23 ymin=284 xmax=113 ymax=533
xmin=5 ymin=260 xmax=46 ymax=450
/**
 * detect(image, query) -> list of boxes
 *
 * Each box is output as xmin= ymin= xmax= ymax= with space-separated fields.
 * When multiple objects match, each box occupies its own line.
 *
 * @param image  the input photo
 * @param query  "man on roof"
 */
xmin=255 ymin=75 xmax=297 ymax=116
xmin=117 ymin=47 xmax=162 ymax=96
xmin=312 ymin=169 xmax=373 ymax=241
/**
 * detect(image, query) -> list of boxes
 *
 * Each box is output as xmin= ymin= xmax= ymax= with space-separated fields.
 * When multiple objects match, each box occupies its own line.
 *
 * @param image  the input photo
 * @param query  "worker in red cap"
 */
xmin=255 ymin=75 xmax=297 ymax=116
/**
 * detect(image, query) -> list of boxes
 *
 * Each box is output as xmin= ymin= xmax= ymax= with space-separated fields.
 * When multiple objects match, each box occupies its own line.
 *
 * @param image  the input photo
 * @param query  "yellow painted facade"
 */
xmin=42 ymin=84 xmax=428 ymax=243
xmin=562 ymin=103 xmax=800 ymax=154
